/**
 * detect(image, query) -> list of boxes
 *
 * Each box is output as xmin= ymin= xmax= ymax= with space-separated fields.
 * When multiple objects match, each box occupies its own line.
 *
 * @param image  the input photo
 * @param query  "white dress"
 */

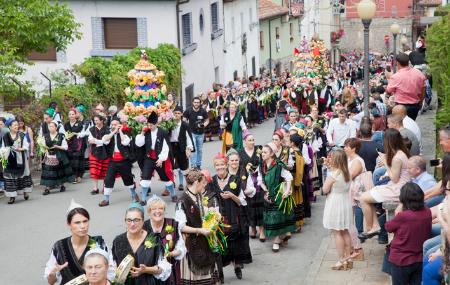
xmin=323 ymin=170 xmax=353 ymax=230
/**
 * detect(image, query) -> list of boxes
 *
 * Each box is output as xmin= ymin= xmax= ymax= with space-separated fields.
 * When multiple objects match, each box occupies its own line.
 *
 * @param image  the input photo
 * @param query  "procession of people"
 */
xmin=0 ymin=36 xmax=445 ymax=285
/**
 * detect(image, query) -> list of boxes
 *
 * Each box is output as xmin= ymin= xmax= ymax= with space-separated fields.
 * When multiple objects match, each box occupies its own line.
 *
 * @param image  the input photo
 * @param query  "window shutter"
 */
xmin=103 ymin=18 xmax=138 ymax=49
xmin=28 ymin=47 xmax=57 ymax=61
xmin=182 ymin=13 xmax=192 ymax=47
xmin=211 ymin=2 xmax=218 ymax=32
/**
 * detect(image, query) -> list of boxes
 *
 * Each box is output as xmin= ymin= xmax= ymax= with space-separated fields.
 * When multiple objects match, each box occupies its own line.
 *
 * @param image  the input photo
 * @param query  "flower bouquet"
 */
xmin=202 ymin=199 xmax=228 ymax=254
xmin=36 ymin=136 xmax=49 ymax=157
xmin=274 ymin=182 xmax=296 ymax=215
xmin=0 ymin=147 xmax=10 ymax=170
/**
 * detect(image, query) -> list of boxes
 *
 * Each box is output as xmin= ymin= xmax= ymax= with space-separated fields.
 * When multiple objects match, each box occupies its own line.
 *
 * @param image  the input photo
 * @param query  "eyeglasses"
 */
xmin=125 ymin=218 xmax=142 ymax=224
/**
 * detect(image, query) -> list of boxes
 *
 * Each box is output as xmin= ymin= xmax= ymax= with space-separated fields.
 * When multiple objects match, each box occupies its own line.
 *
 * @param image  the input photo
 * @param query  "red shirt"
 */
xmin=386 ymin=67 xmax=426 ymax=104
xmin=385 ymin=208 xmax=431 ymax=266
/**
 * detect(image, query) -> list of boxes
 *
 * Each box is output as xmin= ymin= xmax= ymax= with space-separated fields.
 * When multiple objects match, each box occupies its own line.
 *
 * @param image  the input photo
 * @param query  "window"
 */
xmin=260 ymin=31 xmax=264 ymax=49
xmin=231 ymin=17 xmax=235 ymax=42
xmin=199 ymin=9 xmax=204 ymax=34
xmin=214 ymin=66 xmax=220 ymax=83
xmin=251 ymin=56 xmax=256 ymax=77
xmin=185 ymin=84 xmax=194 ymax=109
xmin=233 ymin=70 xmax=238 ymax=81
xmin=182 ymin=13 xmax=193 ymax=47
xmin=211 ymin=2 xmax=219 ymax=32
xmin=28 ymin=47 xmax=57 ymax=61
xmin=276 ymin=27 xmax=280 ymax=39
xmin=103 ymin=18 xmax=137 ymax=49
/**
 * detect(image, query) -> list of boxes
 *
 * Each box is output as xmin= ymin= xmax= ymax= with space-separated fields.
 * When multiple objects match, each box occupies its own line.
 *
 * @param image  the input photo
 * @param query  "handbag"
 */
xmin=44 ymin=154 xmax=59 ymax=166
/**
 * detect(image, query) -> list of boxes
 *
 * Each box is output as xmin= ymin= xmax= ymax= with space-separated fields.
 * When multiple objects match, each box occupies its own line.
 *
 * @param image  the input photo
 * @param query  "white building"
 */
xmin=222 ymin=0 xmax=260 ymax=82
xmin=22 ymin=0 xmax=178 ymax=92
xmin=20 ymin=0 xmax=260 ymax=109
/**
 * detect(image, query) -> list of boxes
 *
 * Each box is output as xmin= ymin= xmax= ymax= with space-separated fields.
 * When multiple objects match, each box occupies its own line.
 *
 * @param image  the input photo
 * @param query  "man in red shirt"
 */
xmin=386 ymin=53 xmax=426 ymax=120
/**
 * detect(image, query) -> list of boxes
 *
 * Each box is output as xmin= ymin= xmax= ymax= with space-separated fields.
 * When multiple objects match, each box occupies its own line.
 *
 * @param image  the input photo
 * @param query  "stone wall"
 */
xmin=338 ymin=17 xmax=413 ymax=54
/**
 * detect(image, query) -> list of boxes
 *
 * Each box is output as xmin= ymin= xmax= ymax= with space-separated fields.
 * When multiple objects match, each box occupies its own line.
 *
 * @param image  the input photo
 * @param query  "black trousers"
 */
xmin=170 ymin=142 xmax=189 ymax=171
xmin=390 ymin=262 xmax=422 ymax=285
xmin=141 ymin=158 xmax=172 ymax=182
xmin=104 ymin=160 xmax=134 ymax=188
xmin=397 ymin=103 xmax=420 ymax=120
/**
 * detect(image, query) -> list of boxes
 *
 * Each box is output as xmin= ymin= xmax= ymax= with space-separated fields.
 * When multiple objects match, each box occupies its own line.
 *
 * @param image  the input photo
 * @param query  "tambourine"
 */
xmin=64 ymin=274 xmax=87 ymax=285
xmin=114 ymin=254 xmax=135 ymax=283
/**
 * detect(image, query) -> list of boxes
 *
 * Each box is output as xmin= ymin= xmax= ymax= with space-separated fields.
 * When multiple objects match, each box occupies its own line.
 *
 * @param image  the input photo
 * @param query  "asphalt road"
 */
xmin=0 ymin=119 xmax=328 ymax=285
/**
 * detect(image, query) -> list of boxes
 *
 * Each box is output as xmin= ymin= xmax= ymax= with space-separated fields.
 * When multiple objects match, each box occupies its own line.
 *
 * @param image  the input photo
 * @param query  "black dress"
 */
xmin=143 ymin=218 xmax=181 ymax=285
xmin=112 ymin=232 xmax=166 ymax=285
xmin=206 ymin=175 xmax=252 ymax=267
xmin=239 ymin=147 xmax=264 ymax=227
xmin=48 ymin=236 xmax=108 ymax=284
xmin=64 ymin=120 xmax=85 ymax=178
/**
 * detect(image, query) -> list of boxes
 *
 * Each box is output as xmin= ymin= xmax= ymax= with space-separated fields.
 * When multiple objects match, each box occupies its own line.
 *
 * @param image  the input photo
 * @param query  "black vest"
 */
xmin=89 ymin=126 xmax=110 ymax=160
xmin=106 ymin=133 xmax=131 ymax=160
xmin=144 ymin=127 xmax=169 ymax=159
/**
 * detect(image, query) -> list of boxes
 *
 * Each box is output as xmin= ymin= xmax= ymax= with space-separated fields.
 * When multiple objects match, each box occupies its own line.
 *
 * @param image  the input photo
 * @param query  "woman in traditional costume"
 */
xmin=259 ymin=143 xmax=295 ymax=252
xmin=16 ymin=115 xmax=35 ymax=162
xmin=112 ymin=203 xmax=171 ymax=285
xmin=1 ymin=120 xmax=33 ymax=204
xmin=204 ymin=90 xmax=220 ymax=141
xmin=175 ymin=169 xmax=219 ymax=285
xmin=87 ymin=115 xmax=110 ymax=195
xmin=64 ymin=109 xmax=85 ymax=184
xmin=271 ymin=130 xmax=290 ymax=165
xmin=44 ymin=200 xmax=114 ymax=284
xmin=220 ymin=101 xmax=247 ymax=153
xmin=288 ymin=133 xmax=309 ymax=232
xmin=41 ymin=121 xmax=74 ymax=195
xmin=143 ymin=195 xmax=186 ymax=285
xmin=274 ymin=91 xmax=289 ymax=131
xmin=246 ymin=85 xmax=259 ymax=128
xmin=75 ymin=104 xmax=91 ymax=174
xmin=239 ymin=134 xmax=265 ymax=241
xmin=207 ymin=152 xmax=253 ymax=280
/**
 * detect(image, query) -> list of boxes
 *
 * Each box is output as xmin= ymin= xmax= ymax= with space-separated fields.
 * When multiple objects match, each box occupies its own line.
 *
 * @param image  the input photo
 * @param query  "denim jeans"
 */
xmin=373 ymin=167 xmax=390 ymax=186
xmin=422 ymin=255 xmax=443 ymax=285
xmin=425 ymin=194 xmax=445 ymax=208
xmin=355 ymin=206 xmax=364 ymax=234
xmin=190 ymin=133 xmax=204 ymax=168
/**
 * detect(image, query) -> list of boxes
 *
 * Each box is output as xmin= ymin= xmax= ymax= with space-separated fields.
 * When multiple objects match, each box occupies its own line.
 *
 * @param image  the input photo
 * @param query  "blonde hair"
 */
xmin=229 ymin=101 xmax=238 ymax=109
xmin=331 ymin=149 xmax=351 ymax=182
xmin=147 ymin=198 xmax=166 ymax=212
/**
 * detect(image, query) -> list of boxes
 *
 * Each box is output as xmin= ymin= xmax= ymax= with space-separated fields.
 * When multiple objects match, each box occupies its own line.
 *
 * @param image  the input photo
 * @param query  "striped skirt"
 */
xmin=89 ymin=154 xmax=109 ymax=180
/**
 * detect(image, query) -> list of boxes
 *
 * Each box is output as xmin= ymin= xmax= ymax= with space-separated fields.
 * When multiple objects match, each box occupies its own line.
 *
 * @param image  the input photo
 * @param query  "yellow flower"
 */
xmin=241 ymin=175 xmax=247 ymax=180
xmin=229 ymin=182 xmax=237 ymax=190
xmin=202 ymin=196 xmax=209 ymax=207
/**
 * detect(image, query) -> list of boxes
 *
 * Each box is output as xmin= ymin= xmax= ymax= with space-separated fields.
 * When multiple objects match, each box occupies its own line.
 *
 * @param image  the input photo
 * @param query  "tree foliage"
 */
xmin=0 ymin=0 xmax=81 ymax=86
xmin=426 ymin=5 xmax=450 ymax=128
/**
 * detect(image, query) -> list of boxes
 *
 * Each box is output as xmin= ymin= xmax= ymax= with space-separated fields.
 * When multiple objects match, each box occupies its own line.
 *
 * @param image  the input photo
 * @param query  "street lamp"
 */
xmin=357 ymin=0 xmax=376 ymax=117
xmin=390 ymin=23 xmax=401 ymax=72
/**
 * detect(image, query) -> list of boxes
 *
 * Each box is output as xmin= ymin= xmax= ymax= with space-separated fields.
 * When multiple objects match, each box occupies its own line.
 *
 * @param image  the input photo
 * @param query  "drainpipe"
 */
xmin=176 ymin=0 xmax=190 ymax=108
xmin=268 ymin=18 xmax=272 ymax=77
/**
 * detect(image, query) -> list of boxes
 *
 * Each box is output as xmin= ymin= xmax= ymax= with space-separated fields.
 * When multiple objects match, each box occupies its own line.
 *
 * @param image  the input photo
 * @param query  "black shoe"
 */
xmin=234 ymin=267 xmax=242 ymax=279
xmin=60 ymin=186 xmax=66 ymax=192
xmin=7 ymin=197 xmax=15 ymax=204
xmin=43 ymin=189 xmax=50 ymax=196
xmin=358 ymin=233 xmax=367 ymax=243
xmin=90 ymin=189 xmax=99 ymax=195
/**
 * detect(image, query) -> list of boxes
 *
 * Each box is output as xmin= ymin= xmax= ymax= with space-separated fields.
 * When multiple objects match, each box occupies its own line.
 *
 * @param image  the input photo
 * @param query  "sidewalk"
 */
xmin=304 ymin=96 xmax=437 ymax=285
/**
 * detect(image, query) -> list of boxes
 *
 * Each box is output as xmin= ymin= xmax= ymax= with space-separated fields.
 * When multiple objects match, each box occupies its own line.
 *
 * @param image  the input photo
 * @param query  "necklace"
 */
xmin=217 ymin=174 xmax=228 ymax=182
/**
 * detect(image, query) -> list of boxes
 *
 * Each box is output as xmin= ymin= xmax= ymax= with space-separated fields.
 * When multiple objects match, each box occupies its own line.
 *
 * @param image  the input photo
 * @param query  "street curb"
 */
xmin=303 ymin=236 xmax=330 ymax=285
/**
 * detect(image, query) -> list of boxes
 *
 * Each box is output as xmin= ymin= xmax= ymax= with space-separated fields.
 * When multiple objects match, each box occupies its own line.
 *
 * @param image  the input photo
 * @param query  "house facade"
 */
xmin=258 ymin=0 xmax=301 ymax=75
xmin=222 ymin=0 xmax=260 ymax=82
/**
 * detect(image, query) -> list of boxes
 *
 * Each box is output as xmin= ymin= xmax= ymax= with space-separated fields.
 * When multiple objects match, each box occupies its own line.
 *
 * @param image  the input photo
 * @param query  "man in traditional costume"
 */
xmin=166 ymin=106 xmax=194 ymax=193
xmin=135 ymin=112 xmax=175 ymax=205
xmin=98 ymin=119 xmax=137 ymax=207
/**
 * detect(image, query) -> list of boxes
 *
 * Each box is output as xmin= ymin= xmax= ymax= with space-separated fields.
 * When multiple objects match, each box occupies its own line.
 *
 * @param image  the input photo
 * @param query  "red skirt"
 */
xmin=89 ymin=154 xmax=110 ymax=179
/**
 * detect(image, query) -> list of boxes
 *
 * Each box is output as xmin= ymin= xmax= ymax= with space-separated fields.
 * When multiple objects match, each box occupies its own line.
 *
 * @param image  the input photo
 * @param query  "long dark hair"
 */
xmin=399 ymin=182 xmax=425 ymax=211
xmin=384 ymin=128 xmax=410 ymax=167
xmin=67 ymin=208 xmax=90 ymax=224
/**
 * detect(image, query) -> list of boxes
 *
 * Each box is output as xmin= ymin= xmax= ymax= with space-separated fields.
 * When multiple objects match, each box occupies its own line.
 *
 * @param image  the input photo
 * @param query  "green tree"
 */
xmin=0 ymin=0 xmax=81 ymax=86
xmin=426 ymin=5 xmax=450 ymax=129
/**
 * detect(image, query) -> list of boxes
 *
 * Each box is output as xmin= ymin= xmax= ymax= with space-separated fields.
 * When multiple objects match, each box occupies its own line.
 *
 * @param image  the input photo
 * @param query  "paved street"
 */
xmin=0 ymin=119 xmax=329 ymax=284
